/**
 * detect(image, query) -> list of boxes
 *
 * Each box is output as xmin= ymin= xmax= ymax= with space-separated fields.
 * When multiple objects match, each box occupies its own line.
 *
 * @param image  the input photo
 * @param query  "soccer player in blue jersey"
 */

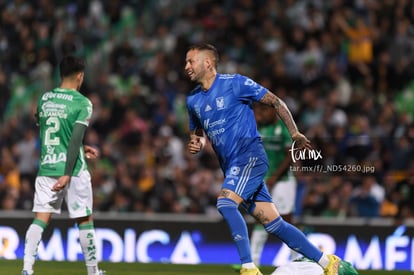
xmin=185 ymin=43 xmax=341 ymax=275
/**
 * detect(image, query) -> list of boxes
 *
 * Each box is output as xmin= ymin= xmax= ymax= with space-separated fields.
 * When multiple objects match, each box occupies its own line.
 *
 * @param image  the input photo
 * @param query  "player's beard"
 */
xmin=191 ymin=69 xmax=207 ymax=84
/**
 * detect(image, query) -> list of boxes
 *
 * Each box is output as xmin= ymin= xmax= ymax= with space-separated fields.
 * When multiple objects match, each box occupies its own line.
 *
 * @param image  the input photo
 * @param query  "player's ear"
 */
xmin=77 ymin=72 xmax=84 ymax=81
xmin=200 ymin=52 xmax=209 ymax=68
xmin=205 ymin=58 xmax=213 ymax=70
xmin=204 ymin=57 xmax=210 ymax=69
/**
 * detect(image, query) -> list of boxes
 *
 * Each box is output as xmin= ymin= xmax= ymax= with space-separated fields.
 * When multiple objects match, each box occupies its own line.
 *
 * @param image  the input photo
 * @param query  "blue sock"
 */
xmin=265 ymin=216 xmax=322 ymax=262
xmin=217 ymin=198 xmax=252 ymax=263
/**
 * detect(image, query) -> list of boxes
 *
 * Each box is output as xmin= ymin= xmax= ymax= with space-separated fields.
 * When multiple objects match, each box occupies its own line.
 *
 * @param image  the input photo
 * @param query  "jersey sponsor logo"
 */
xmin=46 ymin=145 xmax=55 ymax=154
xmin=43 ymin=145 xmax=67 ymax=165
xmin=203 ymin=119 xmax=227 ymax=145
xmin=207 ymin=128 xmax=225 ymax=138
xmin=243 ymin=78 xmax=258 ymax=87
xmin=42 ymin=91 xmax=74 ymax=101
xmin=227 ymin=179 xmax=235 ymax=186
xmin=39 ymin=102 xmax=68 ymax=118
xmin=204 ymin=104 xmax=212 ymax=112
xmin=208 ymin=134 xmax=225 ymax=146
xmin=203 ymin=118 xmax=226 ymax=129
xmin=230 ymin=166 xmax=240 ymax=176
xmin=244 ymin=78 xmax=264 ymax=95
xmin=215 ymin=97 xmax=224 ymax=110
xmin=42 ymin=101 xmax=66 ymax=111
xmin=41 ymin=152 xmax=67 ymax=165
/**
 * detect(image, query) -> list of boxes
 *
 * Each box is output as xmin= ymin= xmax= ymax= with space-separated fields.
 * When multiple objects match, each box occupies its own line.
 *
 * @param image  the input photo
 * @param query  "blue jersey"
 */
xmin=187 ymin=74 xmax=268 ymax=171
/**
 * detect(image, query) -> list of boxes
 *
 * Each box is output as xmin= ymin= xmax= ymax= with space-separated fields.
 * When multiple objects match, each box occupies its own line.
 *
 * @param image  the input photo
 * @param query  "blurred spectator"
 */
xmin=349 ymin=176 xmax=385 ymax=217
xmin=0 ymin=147 xmax=21 ymax=191
xmin=339 ymin=115 xmax=373 ymax=163
xmin=0 ymin=187 xmax=19 ymax=210
xmin=157 ymin=125 xmax=186 ymax=170
xmin=0 ymin=69 xmax=11 ymax=122
xmin=395 ymin=161 xmax=414 ymax=220
xmin=301 ymin=178 xmax=329 ymax=216
xmin=12 ymin=128 xmax=38 ymax=184
xmin=0 ymin=147 xmax=21 ymax=210
xmin=335 ymin=10 xmax=374 ymax=84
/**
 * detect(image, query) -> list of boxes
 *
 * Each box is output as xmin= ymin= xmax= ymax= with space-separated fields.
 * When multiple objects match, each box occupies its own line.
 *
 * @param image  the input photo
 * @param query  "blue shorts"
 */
xmin=222 ymin=156 xmax=273 ymax=204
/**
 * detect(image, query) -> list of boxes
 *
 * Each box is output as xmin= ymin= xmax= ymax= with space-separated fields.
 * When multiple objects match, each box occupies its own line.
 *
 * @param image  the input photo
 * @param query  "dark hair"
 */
xmin=59 ymin=56 xmax=85 ymax=78
xmin=188 ymin=43 xmax=219 ymax=68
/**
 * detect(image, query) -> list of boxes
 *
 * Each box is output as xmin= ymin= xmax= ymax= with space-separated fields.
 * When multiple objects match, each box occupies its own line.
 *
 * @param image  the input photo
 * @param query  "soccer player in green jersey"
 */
xmin=22 ymin=56 xmax=105 ymax=275
xmin=250 ymin=103 xmax=298 ymax=266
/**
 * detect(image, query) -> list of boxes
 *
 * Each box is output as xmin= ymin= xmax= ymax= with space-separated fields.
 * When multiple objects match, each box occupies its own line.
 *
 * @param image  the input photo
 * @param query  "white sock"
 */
xmin=318 ymin=253 xmax=330 ymax=268
xmin=250 ymin=225 xmax=268 ymax=266
xmin=23 ymin=221 xmax=46 ymax=272
xmin=79 ymin=222 xmax=99 ymax=275
xmin=241 ymin=262 xmax=257 ymax=269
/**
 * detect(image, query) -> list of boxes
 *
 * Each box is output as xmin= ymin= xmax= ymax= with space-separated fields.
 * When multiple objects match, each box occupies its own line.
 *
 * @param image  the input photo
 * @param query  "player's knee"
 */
xmin=250 ymin=202 xmax=279 ymax=224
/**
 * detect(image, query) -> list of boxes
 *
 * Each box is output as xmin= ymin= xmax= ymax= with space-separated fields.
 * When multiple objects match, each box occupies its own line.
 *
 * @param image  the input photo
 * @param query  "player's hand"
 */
xmin=51 ymin=175 xmax=71 ymax=192
xmin=291 ymin=132 xmax=312 ymax=150
xmin=188 ymin=135 xmax=205 ymax=154
xmin=84 ymin=145 xmax=99 ymax=159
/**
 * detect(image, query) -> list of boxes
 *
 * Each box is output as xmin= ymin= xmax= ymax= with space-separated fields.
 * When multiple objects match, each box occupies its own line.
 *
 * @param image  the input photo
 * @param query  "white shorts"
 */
xmin=271 ymin=176 xmax=297 ymax=215
xmin=271 ymin=261 xmax=323 ymax=275
xmin=33 ymin=170 xmax=93 ymax=219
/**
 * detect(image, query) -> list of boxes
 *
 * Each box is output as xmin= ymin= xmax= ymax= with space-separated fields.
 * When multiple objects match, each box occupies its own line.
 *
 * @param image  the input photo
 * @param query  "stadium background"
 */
xmin=1 ymin=0 xmax=414 ymax=271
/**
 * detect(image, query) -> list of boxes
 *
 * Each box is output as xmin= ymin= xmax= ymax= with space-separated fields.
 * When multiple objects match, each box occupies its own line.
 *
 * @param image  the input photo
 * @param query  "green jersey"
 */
xmin=259 ymin=119 xmax=292 ymax=180
xmin=36 ymin=88 xmax=92 ymax=176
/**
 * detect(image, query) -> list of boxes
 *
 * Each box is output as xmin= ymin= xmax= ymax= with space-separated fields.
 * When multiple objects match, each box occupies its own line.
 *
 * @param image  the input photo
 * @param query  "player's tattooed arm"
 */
xmin=260 ymin=91 xmax=298 ymax=136
xmin=260 ymin=91 xmax=312 ymax=150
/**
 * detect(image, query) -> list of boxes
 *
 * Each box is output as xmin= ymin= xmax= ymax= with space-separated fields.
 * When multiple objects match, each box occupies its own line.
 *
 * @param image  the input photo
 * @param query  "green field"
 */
xmin=4 ymin=260 xmax=411 ymax=275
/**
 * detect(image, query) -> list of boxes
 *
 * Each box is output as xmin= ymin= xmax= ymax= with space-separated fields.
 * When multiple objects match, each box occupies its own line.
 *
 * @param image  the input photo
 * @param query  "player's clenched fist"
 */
xmin=84 ymin=145 xmax=99 ymax=159
xmin=188 ymin=135 xmax=206 ymax=154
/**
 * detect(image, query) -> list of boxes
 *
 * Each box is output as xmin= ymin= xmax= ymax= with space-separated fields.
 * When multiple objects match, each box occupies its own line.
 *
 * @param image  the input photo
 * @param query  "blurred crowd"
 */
xmin=1 ymin=0 xmax=414 ymax=222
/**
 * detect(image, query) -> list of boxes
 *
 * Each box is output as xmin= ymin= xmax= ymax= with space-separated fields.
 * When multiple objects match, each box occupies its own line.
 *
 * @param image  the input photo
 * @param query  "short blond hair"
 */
xmin=188 ymin=43 xmax=219 ymax=69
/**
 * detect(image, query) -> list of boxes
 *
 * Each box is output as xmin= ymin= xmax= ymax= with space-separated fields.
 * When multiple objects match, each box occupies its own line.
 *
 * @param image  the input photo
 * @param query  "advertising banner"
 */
xmin=1 ymin=214 xmax=413 ymax=271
